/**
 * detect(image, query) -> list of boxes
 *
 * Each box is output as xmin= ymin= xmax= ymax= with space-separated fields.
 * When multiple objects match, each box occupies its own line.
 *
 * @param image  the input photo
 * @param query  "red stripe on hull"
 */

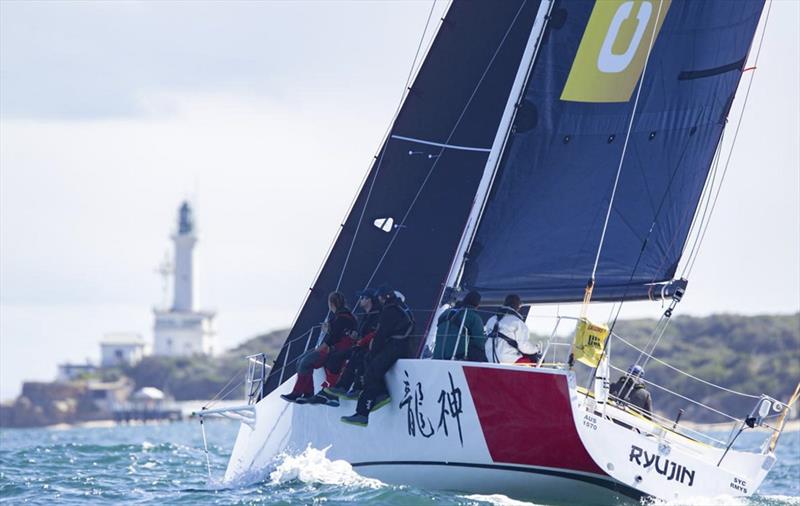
xmin=463 ymin=366 xmax=604 ymax=475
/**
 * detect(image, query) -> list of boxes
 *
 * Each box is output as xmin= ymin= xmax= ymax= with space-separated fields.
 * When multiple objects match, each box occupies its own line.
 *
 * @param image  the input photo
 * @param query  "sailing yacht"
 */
xmin=200 ymin=0 xmax=796 ymax=503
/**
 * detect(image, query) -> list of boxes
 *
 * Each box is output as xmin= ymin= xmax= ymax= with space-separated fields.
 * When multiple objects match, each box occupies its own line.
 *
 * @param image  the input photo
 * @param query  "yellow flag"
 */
xmin=572 ymin=318 xmax=610 ymax=367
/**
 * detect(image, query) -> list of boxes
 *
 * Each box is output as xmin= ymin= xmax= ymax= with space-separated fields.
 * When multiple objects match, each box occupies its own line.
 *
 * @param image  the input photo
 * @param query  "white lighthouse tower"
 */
xmin=153 ymin=201 xmax=216 ymax=356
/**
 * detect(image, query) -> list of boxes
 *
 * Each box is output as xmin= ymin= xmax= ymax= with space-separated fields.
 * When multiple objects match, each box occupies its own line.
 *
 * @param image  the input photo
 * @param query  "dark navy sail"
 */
xmin=264 ymin=0 xmax=543 ymax=394
xmin=460 ymin=0 xmax=765 ymax=303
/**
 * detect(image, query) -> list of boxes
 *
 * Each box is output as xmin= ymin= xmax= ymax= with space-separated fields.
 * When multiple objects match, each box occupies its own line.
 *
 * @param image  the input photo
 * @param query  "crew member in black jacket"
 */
xmin=610 ymin=364 xmax=653 ymax=419
xmin=341 ymin=286 xmax=414 ymax=427
xmin=321 ymin=288 xmax=382 ymax=405
xmin=281 ymin=292 xmax=356 ymax=403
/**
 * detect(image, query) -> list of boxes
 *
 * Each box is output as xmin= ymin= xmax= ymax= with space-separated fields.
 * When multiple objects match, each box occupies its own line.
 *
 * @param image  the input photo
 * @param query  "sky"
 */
xmin=1 ymin=0 xmax=798 ymax=401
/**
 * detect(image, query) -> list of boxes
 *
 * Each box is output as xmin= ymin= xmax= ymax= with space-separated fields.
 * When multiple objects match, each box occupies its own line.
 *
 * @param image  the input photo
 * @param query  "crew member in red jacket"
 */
xmin=281 ymin=291 xmax=356 ymax=404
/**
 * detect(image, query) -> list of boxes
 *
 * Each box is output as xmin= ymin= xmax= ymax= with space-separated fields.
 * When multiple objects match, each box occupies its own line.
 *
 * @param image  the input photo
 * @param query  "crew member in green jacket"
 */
xmin=432 ymin=290 xmax=487 ymax=361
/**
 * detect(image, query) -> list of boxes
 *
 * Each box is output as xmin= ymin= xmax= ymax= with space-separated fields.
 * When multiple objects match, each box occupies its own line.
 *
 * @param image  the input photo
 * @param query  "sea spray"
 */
xmin=463 ymin=493 xmax=545 ymax=506
xmin=269 ymin=445 xmax=384 ymax=488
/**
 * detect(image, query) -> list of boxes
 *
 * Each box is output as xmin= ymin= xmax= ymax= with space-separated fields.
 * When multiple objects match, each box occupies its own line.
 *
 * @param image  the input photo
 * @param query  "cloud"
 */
xmin=0 ymin=0 xmax=442 ymax=119
xmin=0 ymin=90 xmax=393 ymax=306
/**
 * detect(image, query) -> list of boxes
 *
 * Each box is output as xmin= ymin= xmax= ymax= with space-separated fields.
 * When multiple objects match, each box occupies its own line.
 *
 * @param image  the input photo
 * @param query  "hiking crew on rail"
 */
xmin=320 ymin=288 xmax=383 ymax=406
xmin=283 ymin=289 xmax=548 ymax=417
xmin=341 ymin=286 xmax=415 ymax=427
xmin=280 ymin=291 xmax=356 ymax=404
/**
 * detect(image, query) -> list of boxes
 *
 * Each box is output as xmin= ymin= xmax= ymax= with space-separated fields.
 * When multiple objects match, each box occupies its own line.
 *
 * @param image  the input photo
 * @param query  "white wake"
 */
xmin=269 ymin=446 xmax=384 ymax=488
xmin=648 ymin=495 xmax=800 ymax=506
xmin=463 ymin=493 xmax=545 ymax=505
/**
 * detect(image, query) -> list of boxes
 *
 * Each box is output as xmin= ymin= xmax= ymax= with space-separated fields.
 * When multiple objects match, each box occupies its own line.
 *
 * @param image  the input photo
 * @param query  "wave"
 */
xmin=750 ymin=497 xmax=800 ymax=506
xmin=647 ymin=494 xmax=800 ymax=506
xmin=463 ymin=493 xmax=547 ymax=506
xmin=268 ymin=445 xmax=384 ymax=488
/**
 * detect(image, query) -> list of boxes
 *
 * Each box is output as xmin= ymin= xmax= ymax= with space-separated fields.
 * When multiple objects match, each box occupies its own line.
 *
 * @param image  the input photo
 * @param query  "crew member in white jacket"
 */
xmin=484 ymin=294 xmax=540 ymax=364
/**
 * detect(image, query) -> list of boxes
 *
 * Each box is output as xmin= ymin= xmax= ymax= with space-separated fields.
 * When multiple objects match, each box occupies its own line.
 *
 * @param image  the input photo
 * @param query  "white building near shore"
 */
xmin=100 ymin=333 xmax=146 ymax=367
xmin=153 ymin=201 xmax=216 ymax=357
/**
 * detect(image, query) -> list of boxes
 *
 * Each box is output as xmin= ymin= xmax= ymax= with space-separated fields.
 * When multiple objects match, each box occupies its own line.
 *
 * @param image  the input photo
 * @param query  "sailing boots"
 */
xmin=280 ymin=393 xmax=313 ymax=403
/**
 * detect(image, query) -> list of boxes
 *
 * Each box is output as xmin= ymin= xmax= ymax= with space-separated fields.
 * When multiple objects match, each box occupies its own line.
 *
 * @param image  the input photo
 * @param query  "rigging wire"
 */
xmin=366 ymin=0 xmax=531 ymax=287
xmin=448 ymin=0 xmax=554 ymax=295
xmin=653 ymin=127 xmax=725 ymax=281
xmin=200 ymin=417 xmax=213 ymax=482
xmin=612 ymin=332 xmax=761 ymax=399
xmin=202 ymin=367 xmax=245 ymax=410
xmin=335 ymin=0 xmax=441 ymax=292
xmin=591 ymin=129 xmax=699 ymax=389
xmin=592 ymin=0 xmax=771 ymax=388
xmin=602 ymin=132 xmax=695 ymax=331
xmin=634 ymin=310 xmax=673 ymax=371
xmin=607 ymin=363 xmax=742 ymax=423
xmin=589 ymin=0 xmax=666 ymax=283
xmin=265 ymin=0 xmax=444 ymax=378
xmin=681 ymin=0 xmax=773 ymax=279
xmin=579 ymin=0 xmax=671 ymax=393
xmin=614 ymin=0 xmax=774 ymax=376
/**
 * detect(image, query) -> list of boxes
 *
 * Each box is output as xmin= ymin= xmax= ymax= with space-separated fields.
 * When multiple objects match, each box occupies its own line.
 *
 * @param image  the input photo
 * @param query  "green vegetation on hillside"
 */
xmin=606 ymin=313 xmax=799 ymax=423
xmin=122 ymin=329 xmax=288 ymax=401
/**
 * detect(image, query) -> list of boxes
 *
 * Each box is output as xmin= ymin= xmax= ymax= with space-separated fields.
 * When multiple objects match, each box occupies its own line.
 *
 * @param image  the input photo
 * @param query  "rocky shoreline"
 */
xmin=0 ymin=379 xmax=133 ymax=428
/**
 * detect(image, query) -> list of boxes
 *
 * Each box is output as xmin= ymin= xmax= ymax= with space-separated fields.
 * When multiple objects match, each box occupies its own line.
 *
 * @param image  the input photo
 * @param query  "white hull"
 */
xmin=223 ymin=360 xmax=774 ymax=504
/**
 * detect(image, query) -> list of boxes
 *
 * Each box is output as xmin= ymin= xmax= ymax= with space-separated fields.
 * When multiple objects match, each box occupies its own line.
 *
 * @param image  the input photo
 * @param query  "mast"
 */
xmin=418 ymin=0 xmax=553 ymax=351
xmin=441 ymin=0 xmax=553 ymax=300
xmin=265 ymin=0 xmax=543 ymax=394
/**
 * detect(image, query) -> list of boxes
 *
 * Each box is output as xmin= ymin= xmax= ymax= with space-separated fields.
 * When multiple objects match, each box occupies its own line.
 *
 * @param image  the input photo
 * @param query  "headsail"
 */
xmin=264 ymin=0 xmax=545 ymax=394
xmin=459 ymin=0 xmax=766 ymax=303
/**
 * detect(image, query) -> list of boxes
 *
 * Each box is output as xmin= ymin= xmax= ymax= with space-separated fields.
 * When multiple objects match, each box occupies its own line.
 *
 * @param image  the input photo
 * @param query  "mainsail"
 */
xmin=459 ymin=0 xmax=765 ymax=303
xmin=265 ymin=0 xmax=545 ymax=394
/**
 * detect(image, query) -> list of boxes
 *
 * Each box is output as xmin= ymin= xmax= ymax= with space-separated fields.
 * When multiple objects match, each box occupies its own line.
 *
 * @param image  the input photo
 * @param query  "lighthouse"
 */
xmin=172 ymin=202 xmax=196 ymax=312
xmin=153 ymin=201 xmax=216 ymax=357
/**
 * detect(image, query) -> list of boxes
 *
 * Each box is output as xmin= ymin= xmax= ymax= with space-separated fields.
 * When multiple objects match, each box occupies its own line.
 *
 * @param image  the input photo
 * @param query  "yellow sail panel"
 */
xmin=561 ymin=0 xmax=672 ymax=103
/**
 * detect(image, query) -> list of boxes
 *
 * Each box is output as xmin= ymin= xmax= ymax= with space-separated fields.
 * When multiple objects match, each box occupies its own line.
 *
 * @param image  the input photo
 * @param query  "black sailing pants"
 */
xmin=356 ymin=339 xmax=411 ymax=417
xmin=334 ymin=346 xmax=369 ymax=391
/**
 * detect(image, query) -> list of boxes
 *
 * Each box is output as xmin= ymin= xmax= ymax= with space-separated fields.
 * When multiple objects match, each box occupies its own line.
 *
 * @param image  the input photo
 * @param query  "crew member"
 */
xmin=485 ymin=294 xmax=540 ymax=364
xmin=341 ymin=286 xmax=414 ymax=427
xmin=432 ymin=290 xmax=486 ymax=362
xmin=610 ymin=364 xmax=653 ymax=419
xmin=320 ymin=288 xmax=382 ymax=405
xmin=280 ymin=292 xmax=356 ymax=404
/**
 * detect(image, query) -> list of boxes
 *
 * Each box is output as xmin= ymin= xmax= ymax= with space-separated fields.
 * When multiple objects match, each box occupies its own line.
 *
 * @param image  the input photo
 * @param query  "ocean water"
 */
xmin=0 ymin=420 xmax=797 ymax=505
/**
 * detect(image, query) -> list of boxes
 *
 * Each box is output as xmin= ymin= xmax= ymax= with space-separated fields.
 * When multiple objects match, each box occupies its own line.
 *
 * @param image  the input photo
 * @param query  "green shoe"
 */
xmin=369 ymin=394 xmax=391 ymax=413
xmin=340 ymin=414 xmax=368 ymax=427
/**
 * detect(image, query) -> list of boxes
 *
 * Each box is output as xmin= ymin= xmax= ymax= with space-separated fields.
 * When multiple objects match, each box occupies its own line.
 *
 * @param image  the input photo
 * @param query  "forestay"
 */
xmin=264 ymin=0 xmax=544 ymax=394
xmin=459 ymin=0 xmax=765 ymax=303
